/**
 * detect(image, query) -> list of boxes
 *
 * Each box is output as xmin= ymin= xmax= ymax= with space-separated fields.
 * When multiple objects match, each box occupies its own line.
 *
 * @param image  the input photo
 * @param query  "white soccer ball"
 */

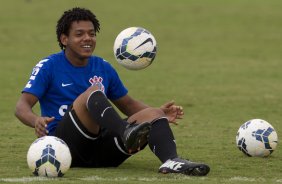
xmin=236 ymin=119 xmax=278 ymax=157
xmin=27 ymin=136 xmax=72 ymax=177
xmin=113 ymin=27 xmax=157 ymax=70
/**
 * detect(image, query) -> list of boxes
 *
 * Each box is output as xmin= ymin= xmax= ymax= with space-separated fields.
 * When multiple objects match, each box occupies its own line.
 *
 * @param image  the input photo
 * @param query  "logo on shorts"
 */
xmin=89 ymin=76 xmax=105 ymax=92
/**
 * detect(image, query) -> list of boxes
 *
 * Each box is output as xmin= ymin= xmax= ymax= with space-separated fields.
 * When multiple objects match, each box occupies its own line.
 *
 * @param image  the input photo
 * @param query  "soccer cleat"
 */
xmin=159 ymin=157 xmax=210 ymax=176
xmin=122 ymin=122 xmax=152 ymax=153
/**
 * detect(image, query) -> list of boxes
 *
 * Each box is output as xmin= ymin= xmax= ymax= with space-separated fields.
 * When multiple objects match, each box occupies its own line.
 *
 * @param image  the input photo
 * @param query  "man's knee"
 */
xmin=84 ymin=85 xmax=101 ymax=98
xmin=73 ymin=86 xmax=101 ymax=107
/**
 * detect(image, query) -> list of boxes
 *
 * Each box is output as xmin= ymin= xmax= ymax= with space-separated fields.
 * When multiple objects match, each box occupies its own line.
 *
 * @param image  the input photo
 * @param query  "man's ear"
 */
xmin=60 ymin=34 xmax=68 ymax=47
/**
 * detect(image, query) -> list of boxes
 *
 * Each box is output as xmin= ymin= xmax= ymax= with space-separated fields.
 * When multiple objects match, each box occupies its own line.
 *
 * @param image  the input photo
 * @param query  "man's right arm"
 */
xmin=15 ymin=93 xmax=39 ymax=128
xmin=15 ymin=93 xmax=52 ymax=137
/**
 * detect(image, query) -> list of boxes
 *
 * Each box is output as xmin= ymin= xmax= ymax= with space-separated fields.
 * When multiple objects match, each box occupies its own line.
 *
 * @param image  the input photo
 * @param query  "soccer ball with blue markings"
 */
xmin=27 ymin=136 xmax=72 ymax=177
xmin=113 ymin=27 xmax=157 ymax=70
xmin=236 ymin=119 xmax=278 ymax=157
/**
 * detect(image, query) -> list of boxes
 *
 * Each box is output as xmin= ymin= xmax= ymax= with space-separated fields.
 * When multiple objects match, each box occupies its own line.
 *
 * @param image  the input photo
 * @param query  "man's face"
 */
xmin=61 ymin=20 xmax=96 ymax=60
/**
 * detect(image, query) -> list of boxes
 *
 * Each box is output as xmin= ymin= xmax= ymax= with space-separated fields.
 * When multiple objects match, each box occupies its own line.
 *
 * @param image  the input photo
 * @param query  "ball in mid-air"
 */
xmin=113 ymin=27 xmax=157 ymax=70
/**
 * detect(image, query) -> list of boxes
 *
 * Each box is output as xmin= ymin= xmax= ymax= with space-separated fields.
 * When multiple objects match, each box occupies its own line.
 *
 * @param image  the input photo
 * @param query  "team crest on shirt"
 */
xmin=89 ymin=76 xmax=105 ymax=92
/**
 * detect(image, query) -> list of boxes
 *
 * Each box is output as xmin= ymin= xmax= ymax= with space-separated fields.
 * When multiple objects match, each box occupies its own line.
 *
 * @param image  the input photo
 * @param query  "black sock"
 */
xmin=86 ymin=90 xmax=128 ymax=136
xmin=148 ymin=118 xmax=178 ymax=163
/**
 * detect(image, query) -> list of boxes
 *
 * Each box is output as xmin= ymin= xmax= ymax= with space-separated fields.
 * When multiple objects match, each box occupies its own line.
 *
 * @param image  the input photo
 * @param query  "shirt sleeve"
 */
xmin=22 ymin=58 xmax=51 ymax=99
xmin=106 ymin=63 xmax=128 ymax=100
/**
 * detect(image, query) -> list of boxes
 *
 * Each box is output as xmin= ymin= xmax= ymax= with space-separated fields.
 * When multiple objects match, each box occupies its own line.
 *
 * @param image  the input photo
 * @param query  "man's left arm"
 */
xmin=112 ymin=94 xmax=149 ymax=117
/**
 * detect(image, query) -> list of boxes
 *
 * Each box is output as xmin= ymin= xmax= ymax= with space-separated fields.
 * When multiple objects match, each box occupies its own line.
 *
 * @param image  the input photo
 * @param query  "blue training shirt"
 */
xmin=23 ymin=51 xmax=128 ymax=134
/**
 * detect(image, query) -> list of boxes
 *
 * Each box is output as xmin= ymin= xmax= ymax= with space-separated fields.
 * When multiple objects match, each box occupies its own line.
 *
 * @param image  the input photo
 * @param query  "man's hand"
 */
xmin=34 ymin=117 xmax=55 ymax=137
xmin=161 ymin=101 xmax=184 ymax=125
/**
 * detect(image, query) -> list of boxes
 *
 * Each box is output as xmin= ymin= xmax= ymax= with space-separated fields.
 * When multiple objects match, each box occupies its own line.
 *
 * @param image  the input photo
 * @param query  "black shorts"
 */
xmin=54 ymin=107 xmax=132 ymax=167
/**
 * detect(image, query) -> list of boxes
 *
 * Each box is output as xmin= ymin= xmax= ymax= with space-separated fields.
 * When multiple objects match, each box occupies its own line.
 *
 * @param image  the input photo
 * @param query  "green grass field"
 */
xmin=1 ymin=0 xmax=282 ymax=183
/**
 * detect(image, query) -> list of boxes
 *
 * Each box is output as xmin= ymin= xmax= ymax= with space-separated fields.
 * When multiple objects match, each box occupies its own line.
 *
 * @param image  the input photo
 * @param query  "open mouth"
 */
xmin=82 ymin=45 xmax=92 ymax=49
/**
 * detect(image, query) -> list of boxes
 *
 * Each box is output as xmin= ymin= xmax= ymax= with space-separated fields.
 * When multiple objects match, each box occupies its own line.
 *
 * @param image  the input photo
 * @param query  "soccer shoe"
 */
xmin=159 ymin=157 xmax=210 ymax=176
xmin=122 ymin=122 xmax=152 ymax=153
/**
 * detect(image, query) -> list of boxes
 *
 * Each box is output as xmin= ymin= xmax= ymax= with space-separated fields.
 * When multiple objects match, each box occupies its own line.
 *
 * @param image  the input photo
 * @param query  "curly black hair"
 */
xmin=56 ymin=7 xmax=100 ymax=50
